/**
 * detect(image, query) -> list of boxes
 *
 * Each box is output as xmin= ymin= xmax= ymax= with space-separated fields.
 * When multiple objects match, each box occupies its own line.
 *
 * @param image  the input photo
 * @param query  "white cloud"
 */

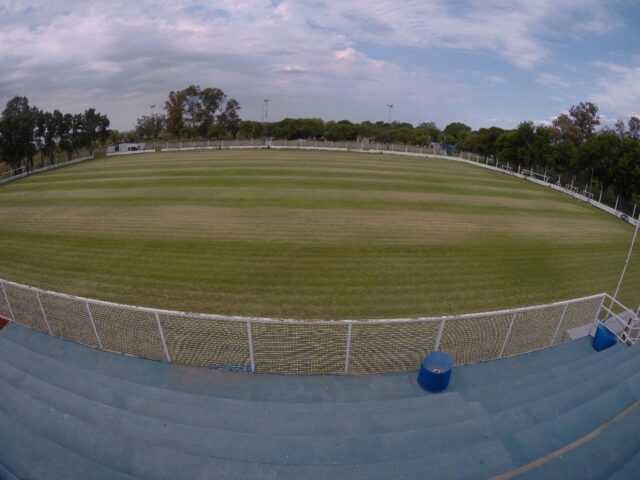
xmin=536 ymin=73 xmax=569 ymax=89
xmin=0 ymin=0 xmax=625 ymax=129
xmin=486 ymin=75 xmax=506 ymax=85
xmin=591 ymin=62 xmax=640 ymax=118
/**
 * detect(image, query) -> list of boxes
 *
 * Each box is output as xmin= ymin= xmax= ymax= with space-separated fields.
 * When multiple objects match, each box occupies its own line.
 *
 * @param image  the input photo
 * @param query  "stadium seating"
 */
xmin=0 ymin=322 xmax=639 ymax=479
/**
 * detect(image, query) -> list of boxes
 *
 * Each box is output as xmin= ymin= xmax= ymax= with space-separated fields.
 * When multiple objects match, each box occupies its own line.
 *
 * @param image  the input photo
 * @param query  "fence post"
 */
xmin=85 ymin=301 xmax=103 ymax=349
xmin=344 ymin=323 xmax=352 ymax=374
xmin=155 ymin=312 xmax=171 ymax=362
xmin=434 ymin=319 xmax=446 ymax=351
xmin=35 ymin=291 xmax=52 ymax=335
xmin=593 ymin=294 xmax=607 ymax=335
xmin=499 ymin=312 xmax=518 ymax=358
xmin=614 ymin=195 xmax=619 ymax=212
xmin=550 ymin=303 xmax=570 ymax=345
xmin=1 ymin=281 xmax=15 ymax=322
xmin=247 ymin=321 xmax=255 ymax=372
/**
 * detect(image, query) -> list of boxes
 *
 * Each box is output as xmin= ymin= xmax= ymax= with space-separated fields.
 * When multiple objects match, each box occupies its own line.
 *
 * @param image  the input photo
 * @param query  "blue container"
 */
xmin=592 ymin=324 xmax=617 ymax=352
xmin=417 ymin=351 xmax=453 ymax=392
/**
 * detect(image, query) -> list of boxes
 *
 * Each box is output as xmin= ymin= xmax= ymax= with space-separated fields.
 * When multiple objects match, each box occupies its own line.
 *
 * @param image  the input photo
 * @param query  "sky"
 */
xmin=0 ymin=0 xmax=639 ymax=131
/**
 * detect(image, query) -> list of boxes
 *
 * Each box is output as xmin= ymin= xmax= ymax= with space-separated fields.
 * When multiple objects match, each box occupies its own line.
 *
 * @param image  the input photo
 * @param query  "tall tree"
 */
xmin=217 ymin=98 xmax=241 ymax=138
xmin=0 ymin=96 xmax=38 ymax=170
xmin=82 ymin=108 xmax=110 ymax=155
xmin=551 ymin=113 xmax=581 ymax=145
xmin=629 ymin=116 xmax=640 ymax=140
xmin=136 ymin=113 xmax=166 ymax=139
xmin=165 ymin=89 xmax=186 ymax=138
xmin=577 ymin=132 xmax=621 ymax=193
xmin=569 ymin=102 xmax=600 ymax=142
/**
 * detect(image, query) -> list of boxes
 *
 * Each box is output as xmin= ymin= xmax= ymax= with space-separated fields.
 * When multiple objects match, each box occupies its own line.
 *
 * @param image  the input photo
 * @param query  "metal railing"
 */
xmin=0 ymin=277 xmax=616 ymax=374
xmin=0 ymin=155 xmax=94 ymax=186
xmin=597 ymin=294 xmax=640 ymax=346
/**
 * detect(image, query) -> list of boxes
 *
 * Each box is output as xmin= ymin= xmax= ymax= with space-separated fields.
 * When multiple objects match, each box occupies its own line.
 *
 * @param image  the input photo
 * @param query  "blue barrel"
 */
xmin=417 ymin=351 xmax=453 ymax=392
xmin=592 ymin=324 xmax=617 ymax=352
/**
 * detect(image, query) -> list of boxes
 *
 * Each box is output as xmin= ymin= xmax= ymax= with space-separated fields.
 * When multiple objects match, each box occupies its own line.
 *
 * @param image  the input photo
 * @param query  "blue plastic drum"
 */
xmin=417 ymin=351 xmax=453 ymax=392
xmin=592 ymin=324 xmax=617 ymax=352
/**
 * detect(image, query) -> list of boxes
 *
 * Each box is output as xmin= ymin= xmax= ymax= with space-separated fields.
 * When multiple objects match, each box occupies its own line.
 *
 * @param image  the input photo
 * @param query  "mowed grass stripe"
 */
xmin=0 ymin=149 xmax=638 ymax=318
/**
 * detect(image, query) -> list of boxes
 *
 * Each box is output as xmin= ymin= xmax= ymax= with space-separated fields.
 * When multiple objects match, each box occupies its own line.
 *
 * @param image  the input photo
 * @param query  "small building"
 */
xmin=107 ymin=143 xmax=146 ymax=154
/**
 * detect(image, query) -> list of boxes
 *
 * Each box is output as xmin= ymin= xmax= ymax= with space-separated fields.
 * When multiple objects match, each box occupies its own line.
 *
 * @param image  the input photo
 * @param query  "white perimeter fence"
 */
xmin=0 ymin=155 xmax=94 ymax=186
xmin=0 ymin=278 xmax=637 ymax=374
xmin=154 ymin=139 xmax=640 ymax=227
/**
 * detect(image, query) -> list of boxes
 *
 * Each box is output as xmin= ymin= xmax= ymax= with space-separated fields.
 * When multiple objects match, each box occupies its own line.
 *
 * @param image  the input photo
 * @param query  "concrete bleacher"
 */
xmin=0 ymin=322 xmax=639 ymax=479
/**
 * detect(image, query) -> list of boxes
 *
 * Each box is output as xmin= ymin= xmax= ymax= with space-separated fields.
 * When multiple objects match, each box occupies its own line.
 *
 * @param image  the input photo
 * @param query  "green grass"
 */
xmin=0 ymin=149 xmax=638 ymax=318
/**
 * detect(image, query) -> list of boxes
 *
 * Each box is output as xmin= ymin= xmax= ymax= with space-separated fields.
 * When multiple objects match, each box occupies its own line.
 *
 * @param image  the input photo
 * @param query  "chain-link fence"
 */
xmin=0 ymin=278 xmax=613 ymax=374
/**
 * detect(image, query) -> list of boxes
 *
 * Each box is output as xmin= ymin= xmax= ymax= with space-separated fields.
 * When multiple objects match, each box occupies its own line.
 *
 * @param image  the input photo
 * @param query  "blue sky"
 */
xmin=0 ymin=0 xmax=638 ymax=131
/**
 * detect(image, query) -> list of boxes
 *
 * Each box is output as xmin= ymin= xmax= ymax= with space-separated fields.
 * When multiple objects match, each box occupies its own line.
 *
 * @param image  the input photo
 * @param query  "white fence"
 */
xmin=153 ymin=140 xmax=639 ymax=227
xmin=0 ymin=277 xmax=624 ymax=374
xmin=0 ymin=155 xmax=94 ymax=186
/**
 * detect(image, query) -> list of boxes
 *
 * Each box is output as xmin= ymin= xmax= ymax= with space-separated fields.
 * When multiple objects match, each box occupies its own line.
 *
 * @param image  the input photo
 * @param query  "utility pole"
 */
xmin=387 ymin=104 xmax=393 ymax=124
xmin=263 ymin=99 xmax=271 ymax=123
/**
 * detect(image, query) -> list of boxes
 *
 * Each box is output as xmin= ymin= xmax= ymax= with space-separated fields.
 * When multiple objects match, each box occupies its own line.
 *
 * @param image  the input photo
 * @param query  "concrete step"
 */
xmin=2 ymin=330 xmax=637 ymax=442
xmin=515 ymin=400 xmax=640 ymax=479
xmin=503 ymin=374 xmax=640 ymax=468
xmin=0 ymin=408 xmax=134 ymax=480
xmin=0 ymin=381 xmax=516 ymax=480
xmin=608 ymin=451 xmax=640 ymax=479
xmin=0 ymin=463 xmax=20 ymax=480
xmin=460 ymin=342 xmax=631 ymax=401
xmin=2 ymin=355 xmax=638 ymax=470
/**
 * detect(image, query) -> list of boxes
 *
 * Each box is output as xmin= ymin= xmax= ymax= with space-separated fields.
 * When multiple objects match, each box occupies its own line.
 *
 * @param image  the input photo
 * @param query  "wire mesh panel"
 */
xmin=0 ymin=283 xmax=12 ymax=320
xmin=3 ymin=283 xmax=48 ymax=333
xmin=88 ymin=303 xmax=165 ymax=361
xmin=39 ymin=292 xmax=100 ymax=348
xmin=502 ymin=305 xmax=565 ymax=357
xmin=251 ymin=322 xmax=348 ymax=374
xmin=552 ymin=297 xmax=603 ymax=345
xmin=439 ymin=314 xmax=512 ymax=366
xmin=349 ymin=321 xmax=440 ymax=374
xmin=159 ymin=314 xmax=250 ymax=370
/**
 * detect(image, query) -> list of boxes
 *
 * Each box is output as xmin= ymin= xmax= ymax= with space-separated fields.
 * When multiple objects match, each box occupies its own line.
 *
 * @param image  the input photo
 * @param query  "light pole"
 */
xmin=263 ymin=99 xmax=271 ymax=123
xmin=263 ymin=99 xmax=271 ymax=146
xmin=387 ymin=104 xmax=393 ymax=124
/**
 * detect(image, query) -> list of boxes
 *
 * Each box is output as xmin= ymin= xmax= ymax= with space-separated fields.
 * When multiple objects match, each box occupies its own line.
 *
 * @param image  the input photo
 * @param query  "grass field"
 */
xmin=0 ymin=149 xmax=638 ymax=319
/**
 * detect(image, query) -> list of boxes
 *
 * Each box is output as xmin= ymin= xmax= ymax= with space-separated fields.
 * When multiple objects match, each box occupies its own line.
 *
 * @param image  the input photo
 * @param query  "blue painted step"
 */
xmin=514 ymin=402 xmax=640 ymax=479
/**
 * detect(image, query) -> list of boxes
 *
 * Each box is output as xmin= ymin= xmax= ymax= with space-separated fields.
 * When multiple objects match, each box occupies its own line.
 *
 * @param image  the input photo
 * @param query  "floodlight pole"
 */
xmin=263 ymin=99 xmax=271 ymax=123
xmin=387 ymin=104 xmax=393 ymax=124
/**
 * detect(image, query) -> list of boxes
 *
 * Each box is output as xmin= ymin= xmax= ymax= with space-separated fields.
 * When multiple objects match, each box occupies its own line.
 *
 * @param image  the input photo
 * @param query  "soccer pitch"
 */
xmin=0 ymin=149 xmax=638 ymax=319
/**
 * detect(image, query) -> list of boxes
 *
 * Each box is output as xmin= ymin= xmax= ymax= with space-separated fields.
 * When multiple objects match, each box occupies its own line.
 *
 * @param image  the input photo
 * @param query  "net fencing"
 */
xmin=0 ymin=278 xmax=613 ymax=374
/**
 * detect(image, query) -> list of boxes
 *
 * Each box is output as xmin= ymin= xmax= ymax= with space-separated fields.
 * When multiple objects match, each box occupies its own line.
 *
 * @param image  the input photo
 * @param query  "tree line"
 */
xmin=129 ymin=85 xmax=241 ymax=143
xmin=0 ymin=96 xmax=109 ymax=172
xmin=2 ymin=87 xmax=639 ymax=203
